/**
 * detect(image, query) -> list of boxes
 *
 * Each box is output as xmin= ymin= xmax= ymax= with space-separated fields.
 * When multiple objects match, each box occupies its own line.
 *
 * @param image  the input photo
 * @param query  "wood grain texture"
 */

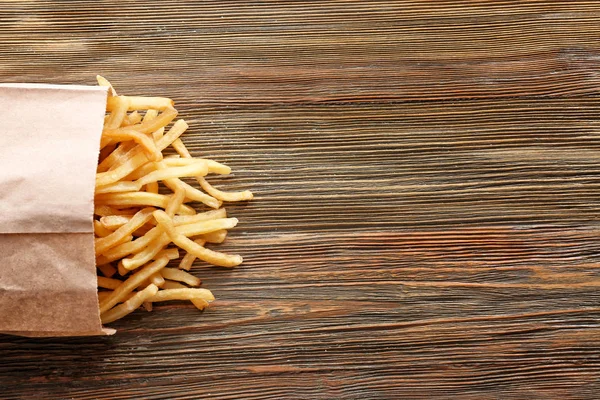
xmin=2 ymin=1 xmax=600 ymax=399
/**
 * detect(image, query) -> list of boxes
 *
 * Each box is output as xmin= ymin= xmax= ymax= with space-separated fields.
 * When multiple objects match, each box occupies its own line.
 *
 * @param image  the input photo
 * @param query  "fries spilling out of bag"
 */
xmin=94 ymin=76 xmax=253 ymax=324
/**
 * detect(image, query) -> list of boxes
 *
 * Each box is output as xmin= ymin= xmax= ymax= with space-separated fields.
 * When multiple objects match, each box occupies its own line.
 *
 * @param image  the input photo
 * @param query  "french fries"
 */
xmin=95 ymin=76 xmax=252 ymax=324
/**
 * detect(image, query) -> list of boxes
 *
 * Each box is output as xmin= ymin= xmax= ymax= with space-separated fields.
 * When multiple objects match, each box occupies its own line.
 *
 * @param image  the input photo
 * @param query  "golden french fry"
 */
xmin=100 ymin=215 xmax=132 ymax=230
xmin=97 ymin=291 xmax=112 ymax=302
xmin=97 ymin=276 xmax=123 ymax=290
xmin=162 ymin=158 xmax=231 ymax=175
xmin=197 ymin=177 xmax=254 ymax=202
xmin=97 ymin=75 xmax=117 ymax=96
xmin=147 ymin=288 xmax=214 ymax=303
xmin=191 ymin=299 xmax=209 ymax=310
xmin=95 ymin=192 xmax=195 ymax=215
xmin=98 ymin=290 xmax=136 ymax=304
xmin=173 ymin=208 xmax=227 ymax=225
xmin=155 ymin=248 xmax=180 ymax=260
xmin=160 ymin=268 xmax=201 ymax=287
xmin=106 ymin=96 xmax=174 ymax=111
xmin=176 ymin=218 xmax=238 ymax=237
xmin=105 ymin=96 xmax=130 ymax=129
xmin=171 ymin=138 xmax=191 ymax=158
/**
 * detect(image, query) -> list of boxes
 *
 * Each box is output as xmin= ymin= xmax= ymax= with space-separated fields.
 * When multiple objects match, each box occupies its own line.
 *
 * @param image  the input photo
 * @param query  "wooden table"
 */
xmin=2 ymin=2 xmax=600 ymax=398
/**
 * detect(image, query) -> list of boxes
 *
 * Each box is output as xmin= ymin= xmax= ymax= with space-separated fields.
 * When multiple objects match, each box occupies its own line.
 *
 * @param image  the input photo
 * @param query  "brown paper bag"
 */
xmin=0 ymin=83 xmax=115 ymax=336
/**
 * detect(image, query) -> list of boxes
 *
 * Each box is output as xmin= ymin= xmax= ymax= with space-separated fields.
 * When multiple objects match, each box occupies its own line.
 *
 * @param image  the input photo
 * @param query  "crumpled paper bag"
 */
xmin=0 ymin=83 xmax=114 ymax=336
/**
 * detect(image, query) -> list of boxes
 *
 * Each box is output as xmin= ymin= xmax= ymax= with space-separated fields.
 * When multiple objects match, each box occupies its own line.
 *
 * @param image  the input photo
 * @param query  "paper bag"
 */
xmin=0 ymin=83 xmax=114 ymax=336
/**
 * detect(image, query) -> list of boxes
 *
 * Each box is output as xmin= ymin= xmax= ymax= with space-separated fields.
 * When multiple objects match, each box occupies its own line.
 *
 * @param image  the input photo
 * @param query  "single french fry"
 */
xmin=100 ymin=215 xmax=132 ymax=230
xmin=147 ymin=288 xmax=214 ymax=303
xmin=107 ymin=96 xmax=174 ymax=111
xmin=191 ymin=299 xmax=210 ymax=310
xmin=98 ymin=291 xmax=136 ymax=303
xmin=160 ymin=268 xmax=201 ymax=287
xmin=97 ymin=75 xmax=117 ymax=96
xmin=97 ymin=291 xmax=112 ymax=302
xmin=117 ymin=260 xmax=128 ymax=276
xmin=95 ymin=181 xmax=141 ymax=194
xmin=156 ymin=248 xmax=180 ymax=260
xmin=94 ymin=192 xmax=195 ymax=215
xmin=162 ymin=158 xmax=231 ymax=175
xmin=176 ymin=218 xmax=238 ymax=237
xmin=171 ymin=138 xmax=191 ymax=158
xmin=105 ymin=96 xmax=130 ymax=129
xmin=173 ymin=208 xmax=227 ymax=225
xmin=197 ymin=177 xmax=254 ymax=202
xmin=98 ymin=276 xmax=123 ymax=290
xmin=101 ymin=284 xmax=159 ymax=324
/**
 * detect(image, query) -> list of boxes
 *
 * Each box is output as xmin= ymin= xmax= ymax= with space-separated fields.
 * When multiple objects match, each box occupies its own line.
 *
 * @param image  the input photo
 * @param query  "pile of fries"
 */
xmin=94 ymin=76 xmax=252 ymax=324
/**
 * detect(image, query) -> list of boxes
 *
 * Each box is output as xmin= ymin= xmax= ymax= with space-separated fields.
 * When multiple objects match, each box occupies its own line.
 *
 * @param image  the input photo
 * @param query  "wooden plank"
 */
xmin=0 ymin=1 xmax=600 ymax=102
xmin=1 ymin=1 xmax=600 ymax=399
